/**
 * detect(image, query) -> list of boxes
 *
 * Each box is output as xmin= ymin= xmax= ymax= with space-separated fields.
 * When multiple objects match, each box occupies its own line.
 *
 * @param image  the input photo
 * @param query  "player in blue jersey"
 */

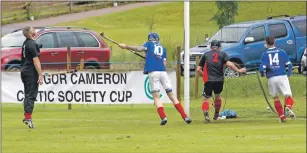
xmin=259 ymin=36 xmax=295 ymax=123
xmin=118 ymin=32 xmax=192 ymax=125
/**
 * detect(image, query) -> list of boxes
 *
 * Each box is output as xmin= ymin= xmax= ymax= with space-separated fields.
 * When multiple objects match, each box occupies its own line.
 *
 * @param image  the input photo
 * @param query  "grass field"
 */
xmin=55 ymin=1 xmax=306 ymax=62
xmin=2 ymin=75 xmax=306 ymax=153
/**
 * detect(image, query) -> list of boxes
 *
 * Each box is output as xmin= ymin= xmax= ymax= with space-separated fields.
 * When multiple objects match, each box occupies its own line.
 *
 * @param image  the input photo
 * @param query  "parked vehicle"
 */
xmin=1 ymin=26 xmax=111 ymax=71
xmin=182 ymin=15 xmax=306 ymax=77
xmin=300 ymin=48 xmax=307 ymax=75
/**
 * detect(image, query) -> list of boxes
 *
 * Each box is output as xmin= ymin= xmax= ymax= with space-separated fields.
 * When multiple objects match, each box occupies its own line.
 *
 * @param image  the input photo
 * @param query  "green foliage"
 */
xmin=145 ymin=15 xmax=156 ymax=32
xmin=210 ymin=1 xmax=239 ymax=29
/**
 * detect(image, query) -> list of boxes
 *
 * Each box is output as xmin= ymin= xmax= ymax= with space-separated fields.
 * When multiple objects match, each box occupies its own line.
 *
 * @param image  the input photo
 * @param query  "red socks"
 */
xmin=24 ymin=113 xmax=32 ymax=119
xmin=202 ymin=101 xmax=209 ymax=112
xmin=274 ymin=100 xmax=284 ymax=117
xmin=157 ymin=104 xmax=187 ymax=120
xmin=157 ymin=107 xmax=166 ymax=119
xmin=214 ymin=99 xmax=222 ymax=114
xmin=174 ymin=103 xmax=187 ymax=118
xmin=285 ymin=97 xmax=294 ymax=109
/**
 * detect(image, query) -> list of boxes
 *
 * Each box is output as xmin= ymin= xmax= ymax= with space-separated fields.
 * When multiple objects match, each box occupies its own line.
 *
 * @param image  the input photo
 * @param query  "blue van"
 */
xmin=181 ymin=15 xmax=306 ymax=77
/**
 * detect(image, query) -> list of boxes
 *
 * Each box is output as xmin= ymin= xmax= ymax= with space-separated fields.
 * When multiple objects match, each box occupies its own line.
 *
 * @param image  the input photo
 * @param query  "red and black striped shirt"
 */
xmin=198 ymin=50 xmax=229 ymax=83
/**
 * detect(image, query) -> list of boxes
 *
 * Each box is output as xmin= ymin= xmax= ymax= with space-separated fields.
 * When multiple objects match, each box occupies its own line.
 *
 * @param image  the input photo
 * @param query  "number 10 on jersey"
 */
xmin=154 ymin=45 xmax=163 ymax=56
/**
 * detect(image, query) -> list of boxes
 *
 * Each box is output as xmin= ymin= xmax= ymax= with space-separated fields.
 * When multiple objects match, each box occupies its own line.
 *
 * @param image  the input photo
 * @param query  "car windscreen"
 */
xmin=209 ymin=27 xmax=248 ymax=43
xmin=1 ymin=29 xmax=40 ymax=48
xmin=1 ymin=31 xmax=26 ymax=48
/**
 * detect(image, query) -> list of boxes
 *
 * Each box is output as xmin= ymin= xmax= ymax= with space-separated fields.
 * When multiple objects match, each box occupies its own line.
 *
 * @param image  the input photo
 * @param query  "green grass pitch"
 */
xmin=2 ymin=75 xmax=306 ymax=153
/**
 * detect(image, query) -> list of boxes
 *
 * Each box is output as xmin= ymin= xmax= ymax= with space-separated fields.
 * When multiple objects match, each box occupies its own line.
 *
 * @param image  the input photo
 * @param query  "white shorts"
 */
xmin=268 ymin=75 xmax=292 ymax=97
xmin=148 ymin=71 xmax=172 ymax=93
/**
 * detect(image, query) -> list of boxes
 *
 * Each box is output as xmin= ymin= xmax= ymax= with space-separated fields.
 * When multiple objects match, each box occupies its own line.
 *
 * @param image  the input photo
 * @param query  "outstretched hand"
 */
xmin=118 ymin=44 xmax=127 ymax=49
xmin=239 ymin=67 xmax=247 ymax=73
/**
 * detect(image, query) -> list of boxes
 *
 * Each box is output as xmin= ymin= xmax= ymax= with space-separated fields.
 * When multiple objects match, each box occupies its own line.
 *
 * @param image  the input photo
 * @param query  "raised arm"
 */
xmin=224 ymin=53 xmax=246 ymax=73
xmin=126 ymin=45 xmax=147 ymax=52
xmin=118 ymin=44 xmax=147 ymax=52
xmin=226 ymin=61 xmax=245 ymax=73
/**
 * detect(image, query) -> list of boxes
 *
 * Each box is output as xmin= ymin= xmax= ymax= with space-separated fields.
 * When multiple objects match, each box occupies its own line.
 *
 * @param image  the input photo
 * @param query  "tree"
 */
xmin=210 ymin=1 xmax=239 ymax=29
xmin=145 ymin=15 xmax=156 ymax=32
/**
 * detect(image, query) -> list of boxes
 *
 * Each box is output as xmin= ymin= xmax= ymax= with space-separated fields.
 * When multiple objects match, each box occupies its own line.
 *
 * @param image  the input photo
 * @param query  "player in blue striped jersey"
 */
xmin=259 ymin=36 xmax=295 ymax=123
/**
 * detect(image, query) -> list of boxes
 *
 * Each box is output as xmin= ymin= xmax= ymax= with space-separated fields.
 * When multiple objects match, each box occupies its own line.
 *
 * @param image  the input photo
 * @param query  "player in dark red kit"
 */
xmin=196 ymin=40 xmax=246 ymax=123
xmin=20 ymin=26 xmax=43 ymax=128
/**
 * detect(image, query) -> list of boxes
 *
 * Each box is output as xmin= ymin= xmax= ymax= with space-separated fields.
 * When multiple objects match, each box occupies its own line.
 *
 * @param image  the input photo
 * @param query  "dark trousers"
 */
xmin=202 ymin=81 xmax=224 ymax=98
xmin=21 ymin=70 xmax=39 ymax=114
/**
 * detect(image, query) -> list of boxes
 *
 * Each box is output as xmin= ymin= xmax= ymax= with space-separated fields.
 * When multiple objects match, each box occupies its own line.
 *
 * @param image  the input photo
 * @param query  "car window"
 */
xmin=76 ymin=32 xmax=99 ymax=47
xmin=246 ymin=26 xmax=266 ymax=43
xmin=268 ymin=23 xmax=287 ymax=38
xmin=293 ymin=20 xmax=306 ymax=36
xmin=35 ymin=33 xmax=55 ymax=48
xmin=209 ymin=27 xmax=248 ymax=42
xmin=56 ymin=32 xmax=79 ymax=48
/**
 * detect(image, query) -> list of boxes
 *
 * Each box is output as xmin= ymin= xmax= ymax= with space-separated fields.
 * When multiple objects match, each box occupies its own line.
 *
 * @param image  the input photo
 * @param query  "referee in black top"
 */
xmin=21 ymin=26 xmax=43 ymax=128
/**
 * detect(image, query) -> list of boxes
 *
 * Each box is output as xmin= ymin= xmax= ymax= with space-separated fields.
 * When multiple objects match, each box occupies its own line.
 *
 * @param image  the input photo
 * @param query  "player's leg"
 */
xmin=268 ymin=77 xmax=286 ymax=122
xmin=21 ymin=73 xmax=28 ymax=119
xmin=160 ymin=72 xmax=191 ymax=124
xmin=212 ymin=81 xmax=224 ymax=120
xmin=278 ymin=76 xmax=295 ymax=119
xmin=149 ymin=72 xmax=167 ymax=125
xmin=22 ymin=74 xmax=38 ymax=128
xmin=152 ymin=91 xmax=167 ymax=125
xmin=202 ymin=82 xmax=213 ymax=123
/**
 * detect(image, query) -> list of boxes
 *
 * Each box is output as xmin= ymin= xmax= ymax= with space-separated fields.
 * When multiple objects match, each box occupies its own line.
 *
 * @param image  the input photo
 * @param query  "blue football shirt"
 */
xmin=260 ymin=47 xmax=291 ymax=78
xmin=142 ymin=41 xmax=166 ymax=74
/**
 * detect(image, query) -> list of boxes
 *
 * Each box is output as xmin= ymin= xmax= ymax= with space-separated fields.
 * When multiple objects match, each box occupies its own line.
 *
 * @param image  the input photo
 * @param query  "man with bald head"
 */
xmin=21 ymin=26 xmax=43 ymax=128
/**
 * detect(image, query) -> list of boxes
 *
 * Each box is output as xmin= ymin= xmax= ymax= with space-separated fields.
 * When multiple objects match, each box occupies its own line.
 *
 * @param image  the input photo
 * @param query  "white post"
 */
xmin=184 ymin=0 xmax=190 ymax=116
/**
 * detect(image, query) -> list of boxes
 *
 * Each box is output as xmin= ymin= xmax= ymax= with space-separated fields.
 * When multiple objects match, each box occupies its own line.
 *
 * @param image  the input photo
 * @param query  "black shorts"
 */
xmin=202 ymin=81 xmax=224 ymax=98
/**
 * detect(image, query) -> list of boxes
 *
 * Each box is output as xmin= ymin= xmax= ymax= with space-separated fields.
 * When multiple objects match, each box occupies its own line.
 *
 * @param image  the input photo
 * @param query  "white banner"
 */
xmin=1 ymin=71 xmax=177 ymax=104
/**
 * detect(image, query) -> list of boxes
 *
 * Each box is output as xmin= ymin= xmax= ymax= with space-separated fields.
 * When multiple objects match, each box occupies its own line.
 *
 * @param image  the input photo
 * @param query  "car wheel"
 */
xmin=300 ymin=64 xmax=307 ymax=75
xmin=7 ymin=65 xmax=21 ymax=72
xmin=85 ymin=65 xmax=97 ymax=70
xmin=224 ymin=62 xmax=241 ymax=78
xmin=299 ymin=64 xmax=303 ymax=74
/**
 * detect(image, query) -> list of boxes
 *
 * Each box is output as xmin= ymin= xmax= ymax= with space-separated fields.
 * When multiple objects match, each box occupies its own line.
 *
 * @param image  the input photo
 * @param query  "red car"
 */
xmin=1 ymin=27 xmax=110 ymax=71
